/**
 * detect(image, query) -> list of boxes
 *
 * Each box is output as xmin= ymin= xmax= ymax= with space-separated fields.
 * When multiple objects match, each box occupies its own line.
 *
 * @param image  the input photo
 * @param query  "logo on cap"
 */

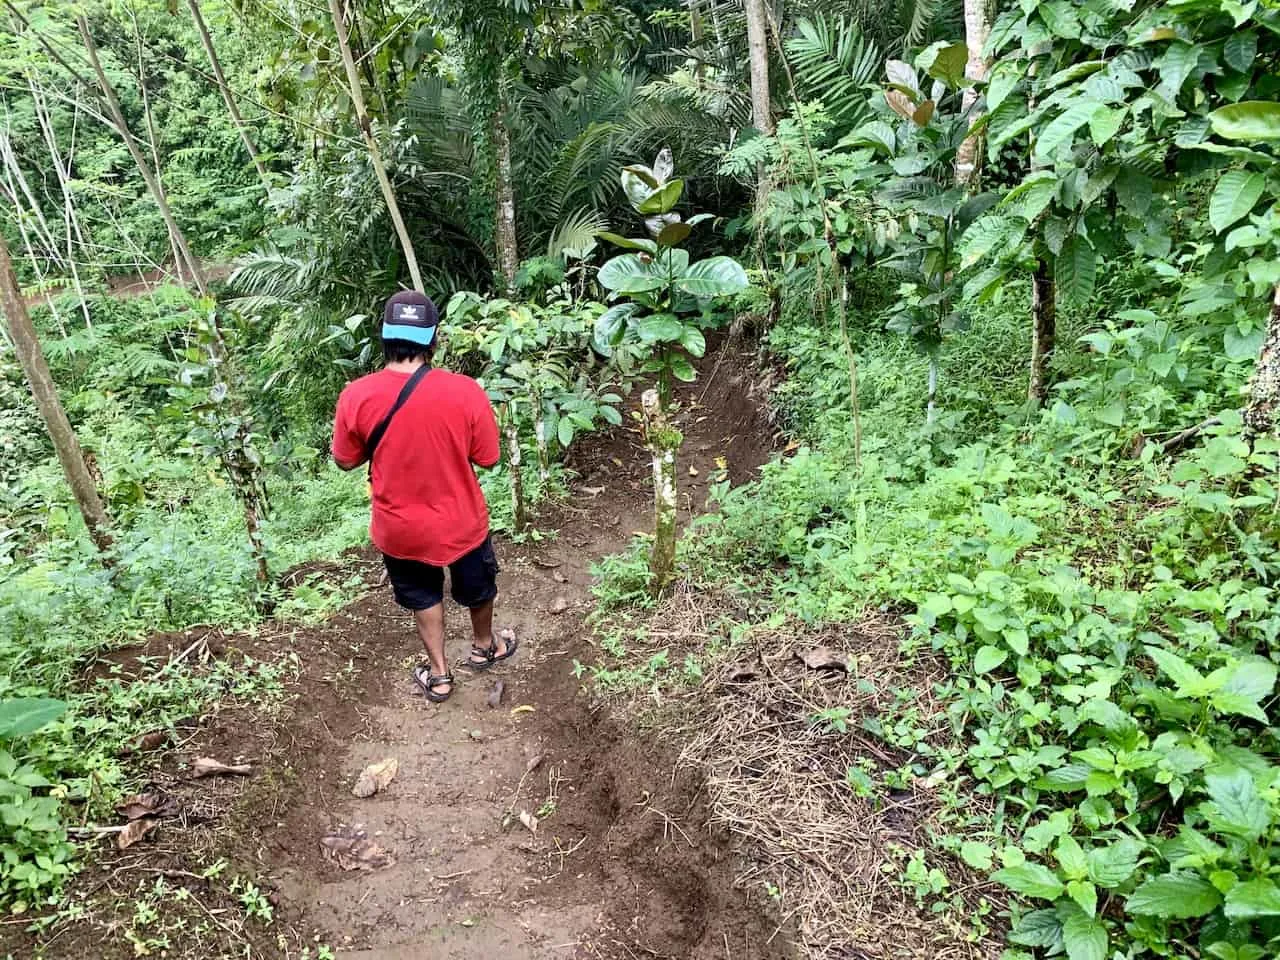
xmin=394 ymin=304 xmax=424 ymax=323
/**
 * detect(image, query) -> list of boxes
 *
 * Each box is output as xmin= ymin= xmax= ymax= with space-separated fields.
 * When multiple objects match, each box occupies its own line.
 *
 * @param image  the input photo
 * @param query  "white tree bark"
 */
xmin=1028 ymin=259 xmax=1056 ymax=404
xmin=955 ymin=0 xmax=993 ymax=189
xmin=503 ymin=407 xmax=528 ymax=531
xmin=744 ymin=0 xmax=773 ymax=135
xmin=1244 ymin=286 xmax=1280 ymax=438
xmin=0 ymin=233 xmax=112 ymax=555
xmin=327 ymin=0 xmax=424 ymax=292
xmin=493 ymin=108 xmax=519 ymax=289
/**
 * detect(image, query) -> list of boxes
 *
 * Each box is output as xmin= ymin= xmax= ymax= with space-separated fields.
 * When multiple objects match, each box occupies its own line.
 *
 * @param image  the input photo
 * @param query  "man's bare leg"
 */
xmin=466 ymin=600 xmax=511 ymax=664
xmin=414 ymin=604 xmax=450 ymax=695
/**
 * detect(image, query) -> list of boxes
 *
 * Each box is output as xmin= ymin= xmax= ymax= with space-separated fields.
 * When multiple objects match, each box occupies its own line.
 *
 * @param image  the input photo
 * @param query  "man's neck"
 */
xmin=385 ymin=359 xmax=429 ymax=374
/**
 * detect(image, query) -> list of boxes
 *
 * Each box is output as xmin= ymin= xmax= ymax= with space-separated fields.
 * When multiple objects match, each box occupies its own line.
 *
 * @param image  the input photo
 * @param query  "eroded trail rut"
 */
xmin=261 ymin=353 xmax=787 ymax=959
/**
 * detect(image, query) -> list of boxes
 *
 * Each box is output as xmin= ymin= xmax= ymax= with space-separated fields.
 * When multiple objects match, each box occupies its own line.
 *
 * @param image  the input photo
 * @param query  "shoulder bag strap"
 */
xmin=365 ymin=364 xmax=431 ymax=476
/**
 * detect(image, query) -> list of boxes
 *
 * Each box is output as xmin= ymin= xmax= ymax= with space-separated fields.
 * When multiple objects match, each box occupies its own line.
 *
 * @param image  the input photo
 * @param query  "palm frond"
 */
xmin=546 ymin=207 xmax=610 ymax=260
xmin=785 ymin=15 xmax=882 ymax=136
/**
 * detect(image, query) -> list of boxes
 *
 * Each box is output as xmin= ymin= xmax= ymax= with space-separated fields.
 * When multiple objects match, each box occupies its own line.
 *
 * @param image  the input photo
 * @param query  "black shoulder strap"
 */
xmin=365 ymin=365 xmax=431 ymax=474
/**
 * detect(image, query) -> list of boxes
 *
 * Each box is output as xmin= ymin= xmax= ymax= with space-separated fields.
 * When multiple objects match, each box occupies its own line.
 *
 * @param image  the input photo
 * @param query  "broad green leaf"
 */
xmin=621 ymin=166 xmax=659 ymax=206
xmin=916 ymin=41 xmax=968 ymax=89
xmin=1209 ymin=101 xmax=1280 ymax=141
xmin=960 ymin=841 xmax=994 ymax=870
xmin=1204 ymin=769 xmax=1268 ymax=839
xmin=1056 ymin=236 xmax=1096 ymax=305
xmin=656 ymin=222 xmax=691 ymax=248
xmin=1059 ymin=903 xmax=1107 ymax=960
xmin=1224 ymin=879 xmax=1280 ymax=919
xmin=597 ymin=254 xmax=665 ymax=294
xmin=636 ymin=314 xmax=684 ymax=343
xmin=1218 ymin=656 xmax=1276 ymax=703
xmin=592 ymin=303 xmax=640 ymax=356
xmin=1067 ymin=879 xmax=1098 ymax=918
xmin=1208 ymin=171 xmax=1265 ymax=233
xmin=1036 ymin=763 xmax=1091 ymax=791
xmin=1088 ymin=106 xmax=1126 ymax=147
xmin=674 ymin=257 xmax=749 ymax=298
xmin=637 ymin=179 xmax=684 ymax=215
xmin=1154 ymin=41 xmax=1200 ymax=100
xmin=0 ymin=699 xmax=66 ymax=738
xmin=679 ymin=326 xmax=706 ymax=358
xmin=1086 ymin=839 xmax=1139 ymax=888
xmin=1034 ymin=101 xmax=1100 ymax=162
xmin=993 ymin=861 xmax=1065 ymax=901
xmin=1055 ymin=837 xmax=1088 ymax=880
xmin=596 ymin=232 xmax=657 ymax=254
xmin=1126 ymin=871 xmax=1223 ymax=918
xmin=1223 ymin=32 xmax=1258 ymax=73
xmin=557 ymin=418 xmax=574 ymax=447
xmin=958 ymin=215 xmax=1020 ymax=269
xmin=974 ymin=645 xmax=1007 ymax=673
xmin=1144 ymin=645 xmax=1205 ymax=694
xmin=1010 ymin=909 xmax=1062 ymax=948
xmin=670 ymin=354 xmax=697 ymax=382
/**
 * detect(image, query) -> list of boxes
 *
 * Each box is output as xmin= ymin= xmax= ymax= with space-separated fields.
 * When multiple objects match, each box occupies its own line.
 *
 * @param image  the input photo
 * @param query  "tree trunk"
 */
xmin=1244 ymin=286 xmax=1280 ymax=438
xmin=1029 ymin=258 xmax=1056 ymax=404
xmin=493 ymin=108 xmax=519 ymax=289
xmin=185 ymin=0 xmax=272 ymax=191
xmin=77 ymin=15 xmax=207 ymax=296
xmin=0 ymin=234 xmax=112 ymax=555
xmin=926 ymin=355 xmax=939 ymax=425
xmin=744 ymin=0 xmax=773 ymax=136
xmin=327 ymin=0 xmax=424 ymax=292
xmin=955 ymin=0 xmax=992 ymax=188
xmin=531 ymin=388 xmax=550 ymax=488
xmin=503 ymin=407 xmax=528 ymax=532
xmin=642 ymin=388 xmax=680 ymax=594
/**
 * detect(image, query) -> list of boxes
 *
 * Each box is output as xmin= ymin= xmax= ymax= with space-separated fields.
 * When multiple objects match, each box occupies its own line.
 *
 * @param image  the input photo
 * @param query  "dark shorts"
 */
xmin=382 ymin=536 xmax=499 ymax=611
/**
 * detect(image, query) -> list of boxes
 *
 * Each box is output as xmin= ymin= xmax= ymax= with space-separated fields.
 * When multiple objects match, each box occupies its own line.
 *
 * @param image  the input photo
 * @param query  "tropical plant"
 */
xmin=594 ymin=151 xmax=748 ymax=589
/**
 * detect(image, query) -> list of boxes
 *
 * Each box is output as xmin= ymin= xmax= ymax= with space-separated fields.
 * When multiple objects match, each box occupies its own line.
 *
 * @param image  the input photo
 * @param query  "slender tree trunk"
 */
xmin=327 ymin=0 xmax=424 ymax=292
xmin=955 ymin=0 xmax=992 ymax=188
xmin=1029 ymin=258 xmax=1056 ymax=403
xmin=926 ymin=355 xmax=939 ymax=425
xmin=744 ymin=0 xmax=773 ymax=136
xmin=642 ymin=388 xmax=679 ymax=594
xmin=502 ymin=406 xmax=528 ymax=532
xmin=0 ymin=234 xmax=112 ymax=555
xmin=531 ymin=388 xmax=549 ymax=488
xmin=185 ymin=0 xmax=271 ymax=191
xmin=690 ymin=4 xmax=705 ymax=88
xmin=77 ymin=15 xmax=207 ymax=295
xmin=493 ymin=108 xmax=519 ymax=289
xmin=1244 ymin=286 xmax=1280 ymax=438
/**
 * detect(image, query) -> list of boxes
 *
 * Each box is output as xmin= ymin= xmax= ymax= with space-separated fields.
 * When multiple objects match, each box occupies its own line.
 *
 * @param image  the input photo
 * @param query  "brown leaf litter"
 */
xmin=624 ymin=584 xmax=1001 ymax=960
xmin=320 ymin=824 xmax=395 ymax=871
xmin=352 ymin=757 xmax=398 ymax=798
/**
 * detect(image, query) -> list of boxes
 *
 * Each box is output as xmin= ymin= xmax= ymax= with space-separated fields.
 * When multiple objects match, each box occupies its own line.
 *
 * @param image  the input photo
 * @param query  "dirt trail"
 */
xmin=256 ymin=345 xmax=786 ymax=959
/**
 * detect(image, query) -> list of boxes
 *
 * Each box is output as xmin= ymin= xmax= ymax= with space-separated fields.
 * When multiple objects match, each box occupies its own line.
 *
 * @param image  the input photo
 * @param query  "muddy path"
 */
xmin=263 ymin=345 xmax=784 ymax=959
xmin=7 ymin=339 xmax=792 ymax=960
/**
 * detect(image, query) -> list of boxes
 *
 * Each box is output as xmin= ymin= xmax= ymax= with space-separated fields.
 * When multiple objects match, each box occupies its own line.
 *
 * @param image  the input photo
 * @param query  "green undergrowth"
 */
xmin=589 ymin=265 xmax=1280 ymax=959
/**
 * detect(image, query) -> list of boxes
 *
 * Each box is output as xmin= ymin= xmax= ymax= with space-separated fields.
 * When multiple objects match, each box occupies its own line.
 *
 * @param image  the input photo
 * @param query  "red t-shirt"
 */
xmin=331 ymin=367 xmax=500 ymax=565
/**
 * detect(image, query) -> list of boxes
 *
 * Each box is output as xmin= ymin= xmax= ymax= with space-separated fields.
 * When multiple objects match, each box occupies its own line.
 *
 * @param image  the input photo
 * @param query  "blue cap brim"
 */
xmin=382 ymin=322 xmax=438 ymax=345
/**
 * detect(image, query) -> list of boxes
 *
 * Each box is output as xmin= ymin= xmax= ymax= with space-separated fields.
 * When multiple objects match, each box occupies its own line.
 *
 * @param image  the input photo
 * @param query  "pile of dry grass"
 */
xmin=624 ymin=586 xmax=1002 ymax=960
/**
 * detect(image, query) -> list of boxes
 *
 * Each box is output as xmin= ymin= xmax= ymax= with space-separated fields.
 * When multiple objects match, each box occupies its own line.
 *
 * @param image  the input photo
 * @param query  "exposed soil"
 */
xmin=3 ymin=340 xmax=792 ymax=960
xmin=23 ymin=260 xmax=233 ymax=307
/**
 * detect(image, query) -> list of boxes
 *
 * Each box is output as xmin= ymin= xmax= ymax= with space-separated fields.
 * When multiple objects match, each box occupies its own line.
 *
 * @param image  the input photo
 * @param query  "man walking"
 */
xmin=331 ymin=290 xmax=517 ymax=702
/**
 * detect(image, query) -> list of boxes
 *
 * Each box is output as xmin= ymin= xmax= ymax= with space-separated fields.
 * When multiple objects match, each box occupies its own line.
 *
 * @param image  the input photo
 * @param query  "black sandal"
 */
xmin=465 ymin=629 xmax=519 ymax=671
xmin=412 ymin=664 xmax=454 ymax=702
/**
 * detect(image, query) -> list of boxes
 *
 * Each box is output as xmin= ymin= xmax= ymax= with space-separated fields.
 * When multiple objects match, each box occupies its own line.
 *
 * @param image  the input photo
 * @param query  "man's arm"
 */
xmin=331 ymin=391 xmax=368 ymax=471
xmin=470 ymin=384 xmax=501 ymax=468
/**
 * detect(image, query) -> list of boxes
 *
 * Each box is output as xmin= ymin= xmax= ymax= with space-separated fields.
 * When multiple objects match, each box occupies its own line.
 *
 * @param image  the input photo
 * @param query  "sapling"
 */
xmin=595 ymin=151 xmax=748 ymax=591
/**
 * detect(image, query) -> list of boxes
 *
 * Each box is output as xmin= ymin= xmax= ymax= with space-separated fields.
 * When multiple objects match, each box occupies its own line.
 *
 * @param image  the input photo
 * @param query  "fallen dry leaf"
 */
xmin=320 ymin=825 xmax=394 ymax=871
xmin=510 ymin=705 xmax=536 ymax=718
xmin=795 ymin=647 xmax=852 ymax=672
xmin=486 ymin=679 xmax=505 ymax=709
xmin=352 ymin=757 xmax=398 ymax=799
xmin=581 ymin=485 xmax=605 ymax=497
xmin=123 ymin=730 xmax=168 ymax=756
xmin=531 ymin=556 xmax=561 ymax=569
xmin=116 ymin=790 xmax=178 ymax=821
xmin=117 ymin=818 xmax=157 ymax=850
xmin=191 ymin=757 xmax=253 ymax=778
xmin=725 ymin=661 xmax=760 ymax=683
xmin=518 ymin=810 xmax=538 ymax=835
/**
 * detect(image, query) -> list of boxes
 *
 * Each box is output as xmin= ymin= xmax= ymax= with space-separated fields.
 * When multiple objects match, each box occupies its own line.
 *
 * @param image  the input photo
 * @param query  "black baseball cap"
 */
xmin=382 ymin=290 xmax=439 ymax=347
